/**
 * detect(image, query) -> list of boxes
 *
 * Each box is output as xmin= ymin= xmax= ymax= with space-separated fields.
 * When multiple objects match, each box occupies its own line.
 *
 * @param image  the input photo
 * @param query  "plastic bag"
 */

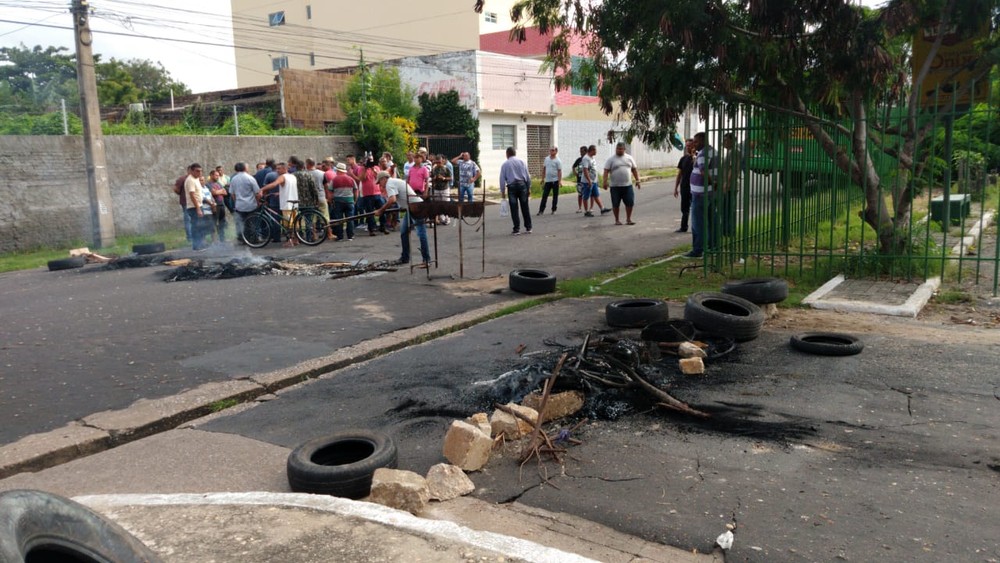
xmin=499 ymin=199 xmax=510 ymax=218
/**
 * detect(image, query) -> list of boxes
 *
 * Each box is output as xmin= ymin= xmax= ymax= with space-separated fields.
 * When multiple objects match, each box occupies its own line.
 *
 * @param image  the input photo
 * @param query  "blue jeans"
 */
xmin=181 ymin=205 xmax=192 ymax=241
xmin=506 ymin=182 xmax=531 ymax=232
xmin=361 ymin=195 xmax=386 ymax=232
xmin=459 ymin=184 xmax=474 ymax=203
xmin=332 ymin=199 xmax=355 ymax=240
xmin=400 ymin=211 xmax=430 ymax=263
xmin=185 ymin=208 xmax=206 ymax=250
xmin=690 ymin=192 xmax=712 ymax=256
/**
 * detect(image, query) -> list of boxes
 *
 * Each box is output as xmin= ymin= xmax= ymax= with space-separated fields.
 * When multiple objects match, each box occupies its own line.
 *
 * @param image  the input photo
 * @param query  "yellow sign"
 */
xmin=912 ymin=22 xmax=990 ymax=109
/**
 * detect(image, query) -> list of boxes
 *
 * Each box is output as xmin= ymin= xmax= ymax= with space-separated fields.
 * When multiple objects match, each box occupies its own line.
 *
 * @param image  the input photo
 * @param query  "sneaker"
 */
xmin=576 ymin=209 xmax=582 ymax=213
xmin=600 ymin=208 xmax=611 ymax=214
xmin=347 ymin=236 xmax=354 ymax=241
xmin=525 ymin=228 xmax=532 ymax=234
xmin=551 ymin=209 xmax=556 ymax=214
xmin=395 ymin=258 xmax=409 ymax=265
xmin=537 ymin=211 xmax=544 ymax=216
xmin=682 ymin=252 xmax=703 ymax=258
xmin=512 ymin=230 xmax=521 ymax=236
xmin=674 ymin=228 xmax=688 ymax=233
xmin=584 ymin=211 xmax=594 ymax=217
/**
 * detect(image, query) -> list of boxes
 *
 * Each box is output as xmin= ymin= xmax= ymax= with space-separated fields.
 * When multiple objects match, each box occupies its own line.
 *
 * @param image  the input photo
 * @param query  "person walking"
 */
xmin=571 ymin=146 xmax=587 ymax=213
xmin=685 ymin=132 xmax=717 ymax=258
xmin=374 ymin=171 xmax=431 ymax=265
xmin=603 ymin=142 xmax=641 ymax=225
xmin=580 ymin=145 xmax=609 ymax=217
xmin=674 ymin=138 xmax=695 ymax=233
xmin=499 ymin=147 xmax=532 ymax=235
xmin=538 ymin=147 xmax=562 ymax=215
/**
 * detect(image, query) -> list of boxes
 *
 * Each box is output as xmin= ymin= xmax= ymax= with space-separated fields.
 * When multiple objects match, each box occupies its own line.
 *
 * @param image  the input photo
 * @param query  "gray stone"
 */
xmin=369 ymin=467 xmax=430 ymax=515
xmin=426 ymin=463 xmax=475 ymax=501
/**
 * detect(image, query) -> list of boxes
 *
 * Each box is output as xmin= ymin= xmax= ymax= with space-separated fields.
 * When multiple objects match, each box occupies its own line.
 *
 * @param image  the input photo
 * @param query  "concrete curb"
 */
xmin=951 ymin=209 xmax=995 ymax=256
xmin=802 ymin=275 xmax=941 ymax=318
xmin=75 ymin=492 xmax=601 ymax=563
xmin=0 ymin=297 xmax=534 ymax=480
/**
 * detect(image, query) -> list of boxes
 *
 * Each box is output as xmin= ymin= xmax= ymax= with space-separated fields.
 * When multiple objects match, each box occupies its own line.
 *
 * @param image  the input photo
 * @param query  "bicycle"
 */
xmin=241 ymin=201 xmax=329 ymax=248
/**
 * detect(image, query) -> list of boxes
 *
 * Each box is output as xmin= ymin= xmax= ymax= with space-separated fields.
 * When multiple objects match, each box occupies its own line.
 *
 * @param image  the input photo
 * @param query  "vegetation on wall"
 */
xmin=338 ymin=63 xmax=419 ymax=161
xmin=417 ymin=90 xmax=481 ymax=163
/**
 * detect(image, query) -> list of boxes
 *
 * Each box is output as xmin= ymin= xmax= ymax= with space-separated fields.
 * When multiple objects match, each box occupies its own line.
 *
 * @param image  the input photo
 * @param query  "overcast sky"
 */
xmin=1 ymin=0 xmax=888 ymax=96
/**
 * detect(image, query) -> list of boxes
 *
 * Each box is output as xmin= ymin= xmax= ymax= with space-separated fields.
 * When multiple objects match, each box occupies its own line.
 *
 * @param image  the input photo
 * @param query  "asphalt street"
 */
xmin=199 ymin=298 xmax=1000 ymax=563
xmin=0 ymin=180 xmax=687 ymax=445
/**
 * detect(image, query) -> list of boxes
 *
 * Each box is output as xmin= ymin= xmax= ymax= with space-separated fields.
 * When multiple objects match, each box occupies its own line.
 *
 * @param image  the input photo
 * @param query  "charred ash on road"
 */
xmin=163 ymin=257 xmax=398 ymax=282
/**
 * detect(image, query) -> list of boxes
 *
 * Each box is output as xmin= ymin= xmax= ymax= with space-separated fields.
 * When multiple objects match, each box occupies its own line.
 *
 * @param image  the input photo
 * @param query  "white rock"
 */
xmin=490 ymin=404 xmax=538 ymax=438
xmin=426 ymin=463 xmax=475 ymax=501
xmin=369 ymin=468 xmax=430 ymax=514
xmin=442 ymin=420 xmax=494 ymax=471
xmin=465 ymin=412 xmax=492 ymax=437
xmin=677 ymin=341 xmax=707 ymax=359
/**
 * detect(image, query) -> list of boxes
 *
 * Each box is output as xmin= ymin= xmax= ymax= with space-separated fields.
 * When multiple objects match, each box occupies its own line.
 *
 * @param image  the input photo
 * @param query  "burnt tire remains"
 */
xmin=132 ymin=242 xmax=166 ymax=255
xmin=790 ymin=332 xmax=864 ymax=356
xmin=47 ymin=256 xmax=86 ymax=271
xmin=606 ymin=299 xmax=670 ymax=328
xmin=684 ymin=292 xmax=765 ymax=341
xmin=287 ymin=430 xmax=398 ymax=498
xmin=0 ymin=489 xmax=162 ymax=563
xmin=721 ymin=277 xmax=788 ymax=304
xmin=509 ymin=269 xmax=557 ymax=295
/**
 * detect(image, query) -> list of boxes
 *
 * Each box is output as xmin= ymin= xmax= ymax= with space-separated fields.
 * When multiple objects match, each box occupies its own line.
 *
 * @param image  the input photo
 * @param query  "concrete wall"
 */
xmin=0 ymin=135 xmax=358 ymax=253
xmin=388 ymin=51 xmax=479 ymax=111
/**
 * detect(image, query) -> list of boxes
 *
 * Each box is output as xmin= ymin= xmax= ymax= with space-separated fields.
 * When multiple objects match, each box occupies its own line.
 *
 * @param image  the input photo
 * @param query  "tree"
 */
xmin=94 ymin=57 xmax=191 ymax=105
xmin=480 ymin=0 xmax=1000 ymax=253
xmin=417 ymin=90 xmax=481 ymax=162
xmin=338 ymin=63 xmax=419 ymax=160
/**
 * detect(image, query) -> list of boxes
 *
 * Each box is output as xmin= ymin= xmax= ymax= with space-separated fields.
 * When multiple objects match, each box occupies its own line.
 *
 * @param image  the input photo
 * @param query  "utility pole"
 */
xmin=72 ymin=0 xmax=116 ymax=248
xmin=359 ymin=48 xmax=366 ymax=134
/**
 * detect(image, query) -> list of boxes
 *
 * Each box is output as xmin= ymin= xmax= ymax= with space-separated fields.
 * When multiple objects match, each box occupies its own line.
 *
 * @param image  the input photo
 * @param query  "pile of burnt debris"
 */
xmin=163 ymin=258 xmax=398 ymax=281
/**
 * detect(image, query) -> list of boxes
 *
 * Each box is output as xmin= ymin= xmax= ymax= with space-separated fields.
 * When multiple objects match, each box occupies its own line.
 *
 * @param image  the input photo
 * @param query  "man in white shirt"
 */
xmin=260 ymin=162 xmax=299 ymax=247
xmin=603 ymin=142 xmax=642 ymax=225
xmin=538 ymin=147 xmax=562 ymax=215
xmin=374 ymin=171 xmax=430 ymax=264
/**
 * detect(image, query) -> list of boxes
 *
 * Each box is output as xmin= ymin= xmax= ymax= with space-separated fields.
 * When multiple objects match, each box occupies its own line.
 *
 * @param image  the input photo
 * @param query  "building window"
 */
xmin=268 ymin=11 xmax=285 ymax=26
xmin=272 ymin=56 xmax=289 ymax=72
xmin=492 ymin=125 xmax=515 ymax=150
xmin=484 ymin=12 xmax=497 ymax=23
xmin=309 ymin=52 xmax=315 ymax=66
xmin=570 ymin=56 xmax=598 ymax=97
xmin=306 ymin=5 xmax=312 ymax=19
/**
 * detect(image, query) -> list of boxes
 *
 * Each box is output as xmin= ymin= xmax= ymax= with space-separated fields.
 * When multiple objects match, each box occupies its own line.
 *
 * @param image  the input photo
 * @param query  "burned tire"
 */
xmin=509 ymin=269 xmax=556 ymax=295
xmin=47 ymin=256 xmax=86 ymax=271
xmin=0 ymin=489 xmax=162 ymax=563
xmin=684 ymin=292 xmax=764 ymax=342
xmin=721 ymin=277 xmax=788 ymax=304
xmin=606 ymin=299 xmax=670 ymax=328
xmin=132 ymin=242 xmax=166 ymax=255
xmin=287 ymin=430 xmax=398 ymax=499
xmin=790 ymin=332 xmax=864 ymax=356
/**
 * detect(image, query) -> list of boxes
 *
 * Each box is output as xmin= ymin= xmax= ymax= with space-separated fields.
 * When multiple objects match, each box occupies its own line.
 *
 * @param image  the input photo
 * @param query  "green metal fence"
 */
xmin=699 ymin=83 xmax=999 ymax=295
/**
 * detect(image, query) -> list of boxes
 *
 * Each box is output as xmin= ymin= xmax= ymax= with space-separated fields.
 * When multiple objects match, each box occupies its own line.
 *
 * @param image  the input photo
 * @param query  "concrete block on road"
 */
xmin=522 ymin=391 xmax=584 ymax=423
xmin=490 ymin=404 xmax=538 ymax=438
xmin=442 ymin=420 xmax=493 ymax=471
xmin=426 ymin=463 xmax=475 ymax=501
xmin=464 ymin=413 xmax=492 ymax=437
xmin=679 ymin=357 xmax=705 ymax=375
xmin=369 ymin=467 xmax=430 ymax=515
xmin=82 ymin=380 xmax=263 ymax=442
xmin=0 ymin=423 xmax=110 ymax=479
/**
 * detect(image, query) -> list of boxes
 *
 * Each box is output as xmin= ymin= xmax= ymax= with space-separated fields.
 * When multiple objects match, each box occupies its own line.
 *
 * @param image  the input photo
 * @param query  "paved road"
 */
xmin=0 ymin=180 xmax=688 ymax=445
xmin=198 ymin=298 xmax=1000 ymax=563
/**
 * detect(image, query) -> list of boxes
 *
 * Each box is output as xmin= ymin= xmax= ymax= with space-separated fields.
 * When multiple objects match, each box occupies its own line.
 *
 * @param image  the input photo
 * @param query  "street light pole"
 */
xmin=72 ymin=0 xmax=116 ymax=248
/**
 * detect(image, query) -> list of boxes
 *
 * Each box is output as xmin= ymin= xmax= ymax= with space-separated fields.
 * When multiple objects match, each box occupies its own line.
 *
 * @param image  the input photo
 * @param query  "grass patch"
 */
xmin=0 ymin=229 xmax=189 ymax=273
xmin=934 ymin=289 xmax=974 ymax=305
xmin=208 ymin=398 xmax=239 ymax=412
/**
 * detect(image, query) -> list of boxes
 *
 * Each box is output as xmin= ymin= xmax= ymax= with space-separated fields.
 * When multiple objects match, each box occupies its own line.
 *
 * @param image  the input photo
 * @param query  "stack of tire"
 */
xmin=682 ymin=278 xmax=788 ymax=342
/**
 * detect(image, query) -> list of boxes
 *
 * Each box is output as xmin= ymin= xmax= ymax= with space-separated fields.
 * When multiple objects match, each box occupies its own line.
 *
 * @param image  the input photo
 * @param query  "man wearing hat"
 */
xmin=374 ymin=170 xmax=430 ymax=265
xmin=329 ymin=161 xmax=356 ymax=241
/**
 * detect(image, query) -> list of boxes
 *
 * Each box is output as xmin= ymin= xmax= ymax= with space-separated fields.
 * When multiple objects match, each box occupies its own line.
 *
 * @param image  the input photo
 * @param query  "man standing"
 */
xmin=580 ymin=145 xmax=609 ymax=217
xmin=173 ymin=167 xmax=192 ymax=242
xmin=183 ymin=163 xmax=207 ymax=251
xmin=260 ymin=162 xmax=299 ymax=247
xmin=206 ymin=168 xmax=229 ymax=241
xmin=673 ymin=138 xmax=695 ymax=233
xmin=571 ymin=146 xmax=587 ymax=213
xmin=720 ymin=132 xmax=742 ymax=237
xmin=451 ymin=152 xmax=481 ymax=203
xmin=686 ymin=132 xmax=717 ymax=258
xmin=374 ymin=171 xmax=430 ymax=265
xmin=603 ymin=142 xmax=641 ymax=225
xmin=359 ymin=159 xmax=387 ymax=235
xmin=431 ymin=154 xmax=452 ymax=225
xmin=538 ymin=147 xmax=562 ymax=215
xmin=499 ymin=147 xmax=532 ymax=235
xmin=402 ymin=151 xmax=415 ymax=179
xmin=229 ymin=162 xmax=259 ymax=241
xmin=306 ymin=158 xmax=334 ymax=240
xmin=329 ymin=162 xmax=357 ymax=241
xmin=406 ymin=153 xmax=429 ymax=196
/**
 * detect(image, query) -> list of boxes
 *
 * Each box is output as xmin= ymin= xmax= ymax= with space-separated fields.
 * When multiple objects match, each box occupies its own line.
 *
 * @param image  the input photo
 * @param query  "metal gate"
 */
xmin=526 ymin=125 xmax=552 ymax=181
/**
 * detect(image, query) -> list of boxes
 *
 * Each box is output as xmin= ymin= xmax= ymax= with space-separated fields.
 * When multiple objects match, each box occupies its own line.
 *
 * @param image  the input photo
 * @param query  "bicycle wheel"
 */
xmin=295 ymin=208 xmax=329 ymax=246
xmin=242 ymin=214 xmax=272 ymax=248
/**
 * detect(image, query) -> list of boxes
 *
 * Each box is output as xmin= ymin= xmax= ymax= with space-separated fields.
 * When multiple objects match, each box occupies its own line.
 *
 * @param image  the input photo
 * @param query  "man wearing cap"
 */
xmin=329 ymin=162 xmax=356 ymax=241
xmin=374 ymin=171 xmax=430 ymax=265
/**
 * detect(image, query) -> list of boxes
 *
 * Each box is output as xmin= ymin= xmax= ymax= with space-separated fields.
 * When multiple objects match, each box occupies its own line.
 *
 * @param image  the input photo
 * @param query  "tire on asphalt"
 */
xmin=132 ymin=242 xmax=166 ymax=255
xmin=606 ymin=299 xmax=670 ymax=328
xmin=720 ymin=277 xmax=789 ymax=304
xmin=287 ymin=430 xmax=398 ymax=499
xmin=790 ymin=332 xmax=864 ymax=356
xmin=0 ymin=489 xmax=162 ymax=563
xmin=47 ymin=256 xmax=86 ymax=271
xmin=509 ymin=269 xmax=557 ymax=295
xmin=683 ymin=292 xmax=765 ymax=341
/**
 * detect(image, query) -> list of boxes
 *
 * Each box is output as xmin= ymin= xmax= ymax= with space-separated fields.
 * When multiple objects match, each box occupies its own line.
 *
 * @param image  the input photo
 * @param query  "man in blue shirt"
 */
xmin=499 ymin=147 xmax=532 ymax=235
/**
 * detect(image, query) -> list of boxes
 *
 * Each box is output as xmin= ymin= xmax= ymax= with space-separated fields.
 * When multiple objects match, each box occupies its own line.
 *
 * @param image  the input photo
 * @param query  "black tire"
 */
xmin=683 ymin=292 xmax=765 ymax=342
xmin=790 ymin=332 xmax=864 ymax=356
xmin=509 ymin=269 xmax=557 ymax=295
xmin=721 ymin=277 xmax=789 ymax=304
xmin=606 ymin=299 xmax=669 ymax=328
xmin=47 ymin=256 xmax=86 ymax=271
xmin=132 ymin=242 xmax=166 ymax=255
xmin=242 ymin=214 xmax=271 ymax=248
xmin=294 ymin=208 xmax=329 ymax=246
xmin=0 ymin=489 xmax=162 ymax=563
xmin=287 ymin=430 xmax=398 ymax=498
